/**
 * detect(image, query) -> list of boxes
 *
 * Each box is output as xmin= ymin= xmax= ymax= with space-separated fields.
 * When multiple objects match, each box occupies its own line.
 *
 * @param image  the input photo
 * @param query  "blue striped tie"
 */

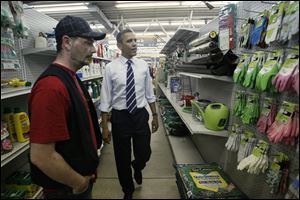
xmin=126 ymin=59 xmax=137 ymax=114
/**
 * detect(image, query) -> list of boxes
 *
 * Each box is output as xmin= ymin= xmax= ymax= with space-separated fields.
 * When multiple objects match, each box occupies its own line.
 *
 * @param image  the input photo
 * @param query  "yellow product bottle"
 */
xmin=13 ymin=108 xmax=30 ymax=143
xmin=3 ymin=107 xmax=17 ymax=142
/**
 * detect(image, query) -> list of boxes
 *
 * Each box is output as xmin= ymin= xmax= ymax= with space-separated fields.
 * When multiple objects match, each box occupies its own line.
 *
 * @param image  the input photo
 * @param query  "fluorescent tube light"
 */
xmin=35 ymin=6 xmax=89 ymax=12
xmin=181 ymin=2 xmax=201 ymax=6
xmin=127 ymin=21 xmax=205 ymax=27
xmin=90 ymin=24 xmax=105 ymax=29
xmin=116 ymin=1 xmax=149 ymax=3
xmin=116 ymin=2 xmax=180 ymax=8
xmin=31 ymin=3 xmax=88 ymax=8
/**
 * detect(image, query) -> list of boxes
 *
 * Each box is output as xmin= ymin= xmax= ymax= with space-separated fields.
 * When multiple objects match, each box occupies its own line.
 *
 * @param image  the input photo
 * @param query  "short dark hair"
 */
xmin=116 ymin=29 xmax=133 ymax=44
xmin=56 ymin=37 xmax=62 ymax=53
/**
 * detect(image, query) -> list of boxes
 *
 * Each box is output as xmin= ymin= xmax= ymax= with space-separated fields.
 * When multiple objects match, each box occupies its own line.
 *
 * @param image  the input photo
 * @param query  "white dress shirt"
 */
xmin=100 ymin=56 xmax=156 ymax=112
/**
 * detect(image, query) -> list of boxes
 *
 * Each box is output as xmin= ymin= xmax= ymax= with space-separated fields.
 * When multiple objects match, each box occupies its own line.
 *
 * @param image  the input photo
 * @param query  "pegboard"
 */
xmin=226 ymin=1 xmax=299 ymax=198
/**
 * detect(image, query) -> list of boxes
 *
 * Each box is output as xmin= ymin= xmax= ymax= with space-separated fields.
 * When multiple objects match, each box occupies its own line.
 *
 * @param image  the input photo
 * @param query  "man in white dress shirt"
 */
xmin=100 ymin=29 xmax=159 ymax=199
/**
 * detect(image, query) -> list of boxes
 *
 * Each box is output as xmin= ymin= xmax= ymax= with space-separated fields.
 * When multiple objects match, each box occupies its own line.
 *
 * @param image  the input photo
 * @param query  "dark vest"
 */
xmin=29 ymin=64 xmax=102 ymax=189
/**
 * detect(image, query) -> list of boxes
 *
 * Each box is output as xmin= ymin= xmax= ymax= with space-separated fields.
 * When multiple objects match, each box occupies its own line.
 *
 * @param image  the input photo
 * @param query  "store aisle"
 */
xmin=92 ymin=113 xmax=181 ymax=199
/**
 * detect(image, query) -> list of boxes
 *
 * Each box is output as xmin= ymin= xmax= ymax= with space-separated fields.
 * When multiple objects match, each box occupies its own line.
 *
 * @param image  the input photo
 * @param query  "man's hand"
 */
xmin=72 ymin=174 xmax=95 ymax=194
xmin=151 ymin=116 xmax=159 ymax=133
xmin=102 ymin=127 xmax=111 ymax=144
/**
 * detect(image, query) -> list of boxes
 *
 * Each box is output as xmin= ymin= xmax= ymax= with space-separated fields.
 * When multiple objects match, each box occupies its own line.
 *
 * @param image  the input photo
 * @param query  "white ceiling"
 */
xmin=24 ymin=1 xmax=236 ymax=37
xmin=23 ymin=1 xmax=237 ymax=56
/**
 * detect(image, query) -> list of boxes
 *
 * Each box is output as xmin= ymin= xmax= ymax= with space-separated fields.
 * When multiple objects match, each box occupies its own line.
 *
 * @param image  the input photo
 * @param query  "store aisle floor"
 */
xmin=92 ymin=112 xmax=181 ymax=199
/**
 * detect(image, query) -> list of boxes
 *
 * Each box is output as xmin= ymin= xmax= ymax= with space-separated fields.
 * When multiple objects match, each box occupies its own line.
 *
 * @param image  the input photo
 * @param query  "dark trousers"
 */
xmin=111 ymin=108 xmax=152 ymax=194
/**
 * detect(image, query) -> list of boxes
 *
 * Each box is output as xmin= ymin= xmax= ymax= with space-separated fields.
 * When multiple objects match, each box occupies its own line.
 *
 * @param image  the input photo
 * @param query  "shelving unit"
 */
xmin=158 ymin=83 xmax=228 ymax=137
xmin=1 ymin=87 xmax=32 ymax=100
xmin=159 ymin=110 xmax=204 ymax=164
xmin=22 ymin=48 xmax=56 ymax=56
xmin=178 ymin=72 xmax=233 ymax=83
xmin=80 ymin=75 xmax=103 ymax=82
xmin=160 ymin=28 xmax=200 ymax=55
xmin=1 ymin=141 xmax=30 ymax=167
xmin=92 ymin=55 xmax=112 ymax=62
xmin=92 ymin=96 xmax=101 ymax=104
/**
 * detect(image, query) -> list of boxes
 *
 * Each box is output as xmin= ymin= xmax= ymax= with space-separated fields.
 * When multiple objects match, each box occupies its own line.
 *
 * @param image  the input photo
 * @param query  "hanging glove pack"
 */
xmin=265 ymin=2 xmax=287 ymax=44
xmin=225 ymin=124 xmax=242 ymax=152
xmin=243 ymin=51 xmax=266 ymax=89
xmin=272 ymin=48 xmax=299 ymax=93
xmin=255 ymin=50 xmax=283 ymax=93
xmin=237 ymin=131 xmax=257 ymax=163
xmin=233 ymin=91 xmax=247 ymax=117
xmin=241 ymin=93 xmax=260 ymax=125
xmin=267 ymin=101 xmax=299 ymax=145
xmin=237 ymin=140 xmax=269 ymax=175
xmin=280 ymin=1 xmax=299 ymax=42
xmin=250 ymin=12 xmax=268 ymax=48
xmin=257 ymin=97 xmax=277 ymax=134
xmin=233 ymin=54 xmax=251 ymax=85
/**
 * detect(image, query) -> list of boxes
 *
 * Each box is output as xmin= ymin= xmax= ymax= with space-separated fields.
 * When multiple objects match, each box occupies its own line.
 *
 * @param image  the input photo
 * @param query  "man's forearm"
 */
xmin=101 ymin=112 xmax=109 ymax=129
xmin=30 ymin=143 xmax=85 ymax=189
xmin=149 ymin=102 xmax=157 ymax=115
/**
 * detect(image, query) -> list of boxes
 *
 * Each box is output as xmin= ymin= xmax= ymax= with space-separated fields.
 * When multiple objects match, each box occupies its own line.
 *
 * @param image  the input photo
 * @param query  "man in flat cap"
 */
xmin=29 ymin=15 xmax=106 ymax=199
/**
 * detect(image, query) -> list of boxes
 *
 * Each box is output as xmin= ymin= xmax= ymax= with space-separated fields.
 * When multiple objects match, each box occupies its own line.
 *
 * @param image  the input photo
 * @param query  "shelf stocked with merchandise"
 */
xmin=158 ymin=83 xmax=228 ymax=137
xmin=178 ymin=72 xmax=233 ymax=83
xmin=22 ymin=47 xmax=56 ymax=56
xmin=80 ymin=75 xmax=103 ymax=82
xmin=159 ymin=109 xmax=204 ymax=164
xmin=160 ymin=28 xmax=200 ymax=55
xmin=1 ymin=141 xmax=30 ymax=167
xmin=92 ymin=56 xmax=112 ymax=62
xmin=1 ymin=86 xmax=32 ymax=100
xmin=92 ymin=96 xmax=101 ymax=104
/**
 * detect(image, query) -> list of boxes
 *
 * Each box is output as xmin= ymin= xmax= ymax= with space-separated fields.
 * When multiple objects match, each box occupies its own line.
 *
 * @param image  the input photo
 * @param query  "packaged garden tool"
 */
xmin=284 ymin=174 xmax=299 ymax=199
xmin=266 ymin=152 xmax=289 ymax=194
xmin=257 ymin=98 xmax=277 ymax=134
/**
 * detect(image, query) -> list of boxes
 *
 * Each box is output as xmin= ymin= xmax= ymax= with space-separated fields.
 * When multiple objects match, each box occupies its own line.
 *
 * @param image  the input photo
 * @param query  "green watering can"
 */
xmin=191 ymin=100 xmax=229 ymax=131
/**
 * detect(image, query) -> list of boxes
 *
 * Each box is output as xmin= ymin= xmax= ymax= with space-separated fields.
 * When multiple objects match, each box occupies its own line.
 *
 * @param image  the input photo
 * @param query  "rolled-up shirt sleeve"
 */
xmin=100 ymin=66 xmax=112 ymax=112
xmin=145 ymin=67 xmax=156 ymax=103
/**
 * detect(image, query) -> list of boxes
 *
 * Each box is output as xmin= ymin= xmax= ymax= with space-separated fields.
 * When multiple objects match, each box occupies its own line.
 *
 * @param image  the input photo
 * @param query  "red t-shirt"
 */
xmin=29 ymin=64 xmax=97 ymax=149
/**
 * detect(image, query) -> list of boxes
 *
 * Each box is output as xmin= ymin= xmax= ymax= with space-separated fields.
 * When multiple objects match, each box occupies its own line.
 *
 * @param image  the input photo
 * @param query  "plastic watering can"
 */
xmin=191 ymin=100 xmax=229 ymax=131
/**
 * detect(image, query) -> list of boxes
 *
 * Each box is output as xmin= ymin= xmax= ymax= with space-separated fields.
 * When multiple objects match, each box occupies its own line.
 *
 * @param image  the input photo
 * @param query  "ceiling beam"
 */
xmin=88 ymin=4 xmax=119 ymax=37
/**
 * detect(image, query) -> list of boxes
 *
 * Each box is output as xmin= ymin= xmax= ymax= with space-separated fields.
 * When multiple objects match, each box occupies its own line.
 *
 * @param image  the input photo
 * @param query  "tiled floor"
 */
xmin=92 ymin=113 xmax=181 ymax=199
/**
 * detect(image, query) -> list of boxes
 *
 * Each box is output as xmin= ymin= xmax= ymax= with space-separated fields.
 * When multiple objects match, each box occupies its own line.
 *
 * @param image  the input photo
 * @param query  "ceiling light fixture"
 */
xmin=35 ymin=5 xmax=89 ymax=12
xmin=126 ymin=21 xmax=205 ymax=27
xmin=31 ymin=3 xmax=88 ymax=8
xmin=116 ymin=2 xmax=180 ymax=8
